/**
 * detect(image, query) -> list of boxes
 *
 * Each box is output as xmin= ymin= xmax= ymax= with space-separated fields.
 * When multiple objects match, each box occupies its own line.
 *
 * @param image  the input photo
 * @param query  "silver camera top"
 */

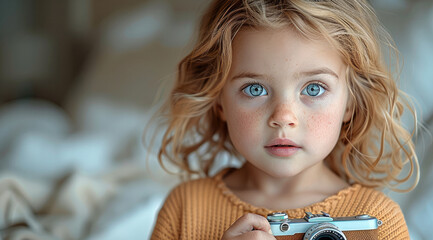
xmin=267 ymin=211 xmax=382 ymax=238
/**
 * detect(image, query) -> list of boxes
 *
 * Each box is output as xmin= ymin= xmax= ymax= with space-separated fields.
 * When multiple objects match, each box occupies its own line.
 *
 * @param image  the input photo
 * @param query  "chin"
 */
xmin=265 ymin=166 xmax=303 ymax=178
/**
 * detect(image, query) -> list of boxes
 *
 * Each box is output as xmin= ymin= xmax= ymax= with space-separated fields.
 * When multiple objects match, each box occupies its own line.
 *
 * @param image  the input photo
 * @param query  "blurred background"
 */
xmin=0 ymin=0 xmax=432 ymax=239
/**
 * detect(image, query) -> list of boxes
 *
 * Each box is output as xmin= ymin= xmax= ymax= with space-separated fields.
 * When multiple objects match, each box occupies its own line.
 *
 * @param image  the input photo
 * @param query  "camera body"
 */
xmin=267 ymin=211 xmax=382 ymax=240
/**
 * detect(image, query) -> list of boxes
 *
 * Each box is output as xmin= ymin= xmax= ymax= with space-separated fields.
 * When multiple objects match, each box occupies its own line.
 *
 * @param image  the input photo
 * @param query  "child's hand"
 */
xmin=221 ymin=213 xmax=276 ymax=240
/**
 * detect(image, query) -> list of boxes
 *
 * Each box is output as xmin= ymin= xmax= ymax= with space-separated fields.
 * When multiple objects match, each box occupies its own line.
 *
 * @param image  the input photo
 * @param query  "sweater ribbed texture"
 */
xmin=151 ymin=169 xmax=409 ymax=240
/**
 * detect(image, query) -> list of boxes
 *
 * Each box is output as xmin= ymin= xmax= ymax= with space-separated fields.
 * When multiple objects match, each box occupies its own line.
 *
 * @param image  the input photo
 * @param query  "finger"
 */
xmin=224 ymin=213 xmax=272 ymax=237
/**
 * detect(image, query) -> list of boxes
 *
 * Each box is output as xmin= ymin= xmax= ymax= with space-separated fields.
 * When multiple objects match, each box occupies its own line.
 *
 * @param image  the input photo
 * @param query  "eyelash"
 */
xmin=308 ymin=81 xmax=327 ymax=89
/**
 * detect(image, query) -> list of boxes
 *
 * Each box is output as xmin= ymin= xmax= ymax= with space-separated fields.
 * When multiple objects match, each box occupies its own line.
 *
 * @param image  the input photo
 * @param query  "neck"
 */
xmin=226 ymin=161 xmax=348 ymax=197
xmin=250 ymin=162 xmax=323 ymax=195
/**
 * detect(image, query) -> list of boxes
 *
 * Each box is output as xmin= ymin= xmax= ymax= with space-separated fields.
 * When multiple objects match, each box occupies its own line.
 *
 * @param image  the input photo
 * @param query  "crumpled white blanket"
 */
xmin=0 ymin=164 xmax=175 ymax=240
xmin=1 ymin=171 xmax=113 ymax=239
xmin=0 ymin=99 xmax=178 ymax=240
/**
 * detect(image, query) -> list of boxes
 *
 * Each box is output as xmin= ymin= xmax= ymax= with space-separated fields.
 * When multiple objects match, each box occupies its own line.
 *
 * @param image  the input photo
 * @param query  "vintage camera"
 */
xmin=267 ymin=211 xmax=382 ymax=240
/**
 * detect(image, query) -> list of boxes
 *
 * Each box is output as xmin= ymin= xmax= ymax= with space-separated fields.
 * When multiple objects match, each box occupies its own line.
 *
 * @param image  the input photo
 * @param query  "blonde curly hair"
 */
xmin=149 ymin=0 xmax=419 ymax=192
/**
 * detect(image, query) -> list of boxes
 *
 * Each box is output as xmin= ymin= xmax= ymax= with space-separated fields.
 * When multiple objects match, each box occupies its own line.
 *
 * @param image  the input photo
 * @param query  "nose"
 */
xmin=268 ymin=103 xmax=298 ymax=128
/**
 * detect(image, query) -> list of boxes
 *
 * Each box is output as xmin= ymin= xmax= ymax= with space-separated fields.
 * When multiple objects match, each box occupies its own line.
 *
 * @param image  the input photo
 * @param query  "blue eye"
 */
xmin=243 ymin=84 xmax=268 ymax=97
xmin=301 ymin=83 xmax=325 ymax=97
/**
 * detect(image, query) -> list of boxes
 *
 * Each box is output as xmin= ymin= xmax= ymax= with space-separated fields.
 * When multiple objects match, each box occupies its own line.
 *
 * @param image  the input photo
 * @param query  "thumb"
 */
xmin=227 ymin=213 xmax=272 ymax=236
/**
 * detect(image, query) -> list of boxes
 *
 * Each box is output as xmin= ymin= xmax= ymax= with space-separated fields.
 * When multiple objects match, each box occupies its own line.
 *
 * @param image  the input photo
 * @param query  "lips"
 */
xmin=265 ymin=138 xmax=300 ymax=148
xmin=264 ymin=138 xmax=301 ymax=157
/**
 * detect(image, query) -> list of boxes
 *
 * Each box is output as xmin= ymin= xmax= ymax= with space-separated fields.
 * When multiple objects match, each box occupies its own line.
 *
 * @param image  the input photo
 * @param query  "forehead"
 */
xmin=229 ymin=26 xmax=346 ymax=78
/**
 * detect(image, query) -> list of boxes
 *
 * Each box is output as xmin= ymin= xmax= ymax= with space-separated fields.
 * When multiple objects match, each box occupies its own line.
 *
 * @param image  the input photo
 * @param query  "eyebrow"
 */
xmin=299 ymin=67 xmax=339 ymax=79
xmin=230 ymin=72 xmax=268 ymax=82
xmin=230 ymin=67 xmax=340 ymax=82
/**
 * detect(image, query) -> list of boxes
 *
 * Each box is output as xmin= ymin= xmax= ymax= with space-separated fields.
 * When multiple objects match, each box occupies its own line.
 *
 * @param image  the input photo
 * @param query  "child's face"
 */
xmin=219 ymin=27 xmax=351 ymax=178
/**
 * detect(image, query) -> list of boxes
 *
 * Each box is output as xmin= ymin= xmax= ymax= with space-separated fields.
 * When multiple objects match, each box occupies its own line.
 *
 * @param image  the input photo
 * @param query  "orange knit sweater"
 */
xmin=151 ymin=169 xmax=409 ymax=239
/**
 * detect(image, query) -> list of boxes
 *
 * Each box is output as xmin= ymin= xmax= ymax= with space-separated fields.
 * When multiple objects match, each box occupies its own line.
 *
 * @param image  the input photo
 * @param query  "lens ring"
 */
xmin=303 ymin=223 xmax=347 ymax=240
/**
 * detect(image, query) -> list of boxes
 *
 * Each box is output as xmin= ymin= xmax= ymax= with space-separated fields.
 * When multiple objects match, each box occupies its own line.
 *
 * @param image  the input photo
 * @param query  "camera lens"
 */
xmin=315 ymin=233 xmax=340 ymax=240
xmin=304 ymin=223 xmax=346 ymax=240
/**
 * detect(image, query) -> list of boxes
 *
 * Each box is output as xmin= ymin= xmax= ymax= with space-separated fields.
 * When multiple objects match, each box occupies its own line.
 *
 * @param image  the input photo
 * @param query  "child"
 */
xmin=150 ymin=0 xmax=419 ymax=239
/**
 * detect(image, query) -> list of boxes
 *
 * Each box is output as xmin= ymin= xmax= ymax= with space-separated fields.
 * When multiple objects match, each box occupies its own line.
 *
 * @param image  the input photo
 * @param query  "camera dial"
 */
xmin=267 ymin=212 xmax=291 ymax=232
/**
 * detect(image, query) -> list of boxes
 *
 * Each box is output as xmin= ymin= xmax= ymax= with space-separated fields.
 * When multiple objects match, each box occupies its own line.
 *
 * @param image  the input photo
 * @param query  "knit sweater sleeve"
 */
xmin=368 ymin=191 xmax=410 ymax=240
xmin=150 ymin=184 xmax=183 ymax=240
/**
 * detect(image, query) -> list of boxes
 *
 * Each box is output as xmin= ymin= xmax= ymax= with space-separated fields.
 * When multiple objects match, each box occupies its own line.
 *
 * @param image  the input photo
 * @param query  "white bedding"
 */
xmin=0 ymin=99 xmax=179 ymax=240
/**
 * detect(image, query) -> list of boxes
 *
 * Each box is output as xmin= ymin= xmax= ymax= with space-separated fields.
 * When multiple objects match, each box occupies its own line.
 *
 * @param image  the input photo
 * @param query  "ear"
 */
xmin=343 ymin=107 xmax=352 ymax=123
xmin=343 ymin=97 xmax=353 ymax=123
xmin=215 ymin=95 xmax=226 ymax=122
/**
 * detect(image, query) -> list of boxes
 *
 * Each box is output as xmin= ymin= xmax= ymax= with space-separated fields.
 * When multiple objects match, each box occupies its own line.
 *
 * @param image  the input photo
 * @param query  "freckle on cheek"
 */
xmin=238 ymin=111 xmax=257 ymax=128
xmin=236 ymin=110 xmax=261 ymax=140
xmin=308 ymin=114 xmax=331 ymax=140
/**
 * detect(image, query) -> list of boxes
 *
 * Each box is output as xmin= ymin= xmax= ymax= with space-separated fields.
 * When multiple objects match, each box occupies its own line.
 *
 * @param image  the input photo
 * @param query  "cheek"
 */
xmin=227 ymin=108 xmax=264 ymax=147
xmin=236 ymin=110 xmax=256 ymax=128
xmin=305 ymin=92 xmax=348 ymax=142
xmin=306 ymin=110 xmax=343 ymax=142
